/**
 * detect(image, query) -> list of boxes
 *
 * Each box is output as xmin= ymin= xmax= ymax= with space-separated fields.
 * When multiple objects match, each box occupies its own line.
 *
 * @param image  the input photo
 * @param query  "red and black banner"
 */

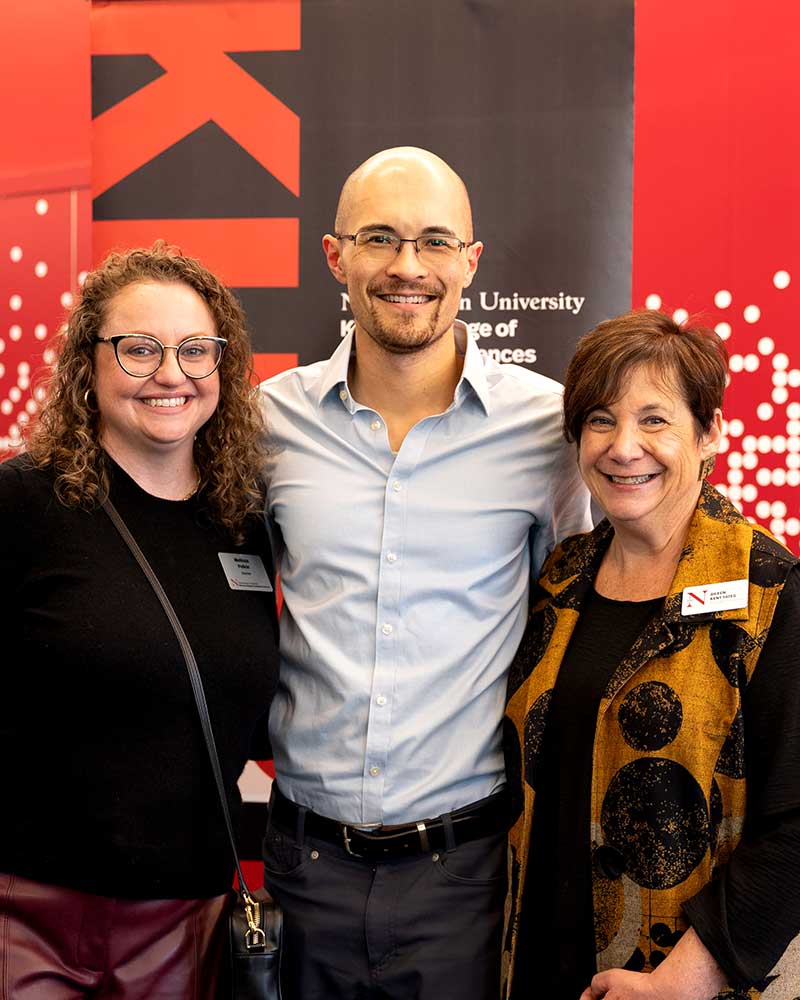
xmin=89 ymin=0 xmax=634 ymax=382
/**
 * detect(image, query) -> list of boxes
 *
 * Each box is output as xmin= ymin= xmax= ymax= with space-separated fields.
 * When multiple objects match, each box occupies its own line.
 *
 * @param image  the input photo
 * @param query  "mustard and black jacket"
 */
xmin=503 ymin=482 xmax=800 ymax=998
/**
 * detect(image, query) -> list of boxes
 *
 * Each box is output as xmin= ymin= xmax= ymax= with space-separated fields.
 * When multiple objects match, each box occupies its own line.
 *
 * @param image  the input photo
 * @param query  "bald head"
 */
xmin=334 ymin=146 xmax=474 ymax=240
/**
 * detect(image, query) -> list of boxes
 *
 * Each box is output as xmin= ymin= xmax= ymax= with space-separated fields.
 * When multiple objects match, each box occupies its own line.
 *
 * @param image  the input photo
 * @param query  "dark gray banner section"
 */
xmin=93 ymin=0 xmax=633 ymax=381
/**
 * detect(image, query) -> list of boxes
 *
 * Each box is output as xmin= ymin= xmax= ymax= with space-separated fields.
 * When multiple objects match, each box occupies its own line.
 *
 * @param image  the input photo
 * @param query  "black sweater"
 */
xmin=0 ymin=455 xmax=279 ymax=899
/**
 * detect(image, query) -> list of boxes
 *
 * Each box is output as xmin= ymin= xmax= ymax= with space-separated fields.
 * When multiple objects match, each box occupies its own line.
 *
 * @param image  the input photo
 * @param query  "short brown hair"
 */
xmin=562 ymin=309 xmax=728 ymax=444
xmin=26 ymin=242 xmax=266 ymax=542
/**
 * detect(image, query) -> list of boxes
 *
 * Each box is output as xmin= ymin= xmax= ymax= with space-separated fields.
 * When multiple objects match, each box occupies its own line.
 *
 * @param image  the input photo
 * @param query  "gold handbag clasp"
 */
xmin=243 ymin=893 xmax=267 ymax=950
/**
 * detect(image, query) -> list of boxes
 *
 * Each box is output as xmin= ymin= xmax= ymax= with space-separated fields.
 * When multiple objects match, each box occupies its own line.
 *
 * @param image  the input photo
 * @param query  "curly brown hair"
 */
xmin=26 ymin=242 xmax=267 ymax=542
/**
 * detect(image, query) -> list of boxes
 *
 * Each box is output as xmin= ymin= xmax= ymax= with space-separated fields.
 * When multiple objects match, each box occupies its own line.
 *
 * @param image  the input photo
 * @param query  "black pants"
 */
xmin=263 ymin=795 xmax=508 ymax=1000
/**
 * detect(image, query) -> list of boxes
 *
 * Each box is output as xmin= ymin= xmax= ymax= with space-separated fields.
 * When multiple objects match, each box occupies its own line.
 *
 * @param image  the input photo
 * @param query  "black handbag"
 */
xmin=102 ymin=498 xmax=282 ymax=1000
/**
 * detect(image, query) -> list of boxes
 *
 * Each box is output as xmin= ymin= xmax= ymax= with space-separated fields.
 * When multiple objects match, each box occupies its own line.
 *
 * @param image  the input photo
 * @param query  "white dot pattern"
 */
xmin=707 ymin=269 xmax=800 ymax=552
xmin=773 ymin=270 xmax=791 ymax=290
xmin=0 ymin=188 xmax=91 ymax=453
xmin=743 ymin=304 xmax=761 ymax=324
xmin=744 ymin=354 xmax=760 ymax=373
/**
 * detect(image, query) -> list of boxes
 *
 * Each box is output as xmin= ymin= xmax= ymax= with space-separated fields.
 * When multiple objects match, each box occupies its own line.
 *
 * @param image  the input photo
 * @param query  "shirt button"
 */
xmin=382 ymin=623 xmax=393 ymax=636
xmin=339 ymin=389 xmax=348 ymax=402
xmin=369 ymin=766 xmax=381 ymax=777
xmin=376 ymin=695 xmax=387 ymax=706
xmin=392 ymin=481 xmax=402 ymax=492
xmin=386 ymin=552 xmax=397 ymax=563
xmin=370 ymin=419 xmax=382 ymax=431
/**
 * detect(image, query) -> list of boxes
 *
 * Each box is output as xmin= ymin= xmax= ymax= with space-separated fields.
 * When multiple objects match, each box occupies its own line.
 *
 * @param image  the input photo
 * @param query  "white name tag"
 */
xmin=681 ymin=578 xmax=748 ymax=616
xmin=218 ymin=553 xmax=273 ymax=592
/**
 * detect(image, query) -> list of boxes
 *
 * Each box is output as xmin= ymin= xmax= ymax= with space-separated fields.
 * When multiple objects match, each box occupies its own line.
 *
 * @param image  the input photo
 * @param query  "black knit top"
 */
xmin=0 ymin=454 xmax=279 ymax=899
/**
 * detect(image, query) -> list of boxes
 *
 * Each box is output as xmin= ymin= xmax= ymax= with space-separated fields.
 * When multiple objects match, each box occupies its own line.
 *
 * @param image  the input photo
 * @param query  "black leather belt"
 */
xmin=271 ymin=786 xmax=514 ymax=862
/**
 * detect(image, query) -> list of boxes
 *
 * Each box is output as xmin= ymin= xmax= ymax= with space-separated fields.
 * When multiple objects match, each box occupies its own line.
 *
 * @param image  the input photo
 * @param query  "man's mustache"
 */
xmin=367 ymin=281 xmax=444 ymax=298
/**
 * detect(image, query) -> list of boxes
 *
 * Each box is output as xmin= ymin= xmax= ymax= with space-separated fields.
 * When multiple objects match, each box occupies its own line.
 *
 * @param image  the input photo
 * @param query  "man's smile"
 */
xmin=378 ymin=294 xmax=435 ymax=304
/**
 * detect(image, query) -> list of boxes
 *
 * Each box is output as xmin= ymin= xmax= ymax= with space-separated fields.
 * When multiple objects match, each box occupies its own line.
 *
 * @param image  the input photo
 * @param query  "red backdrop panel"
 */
xmin=633 ymin=0 xmax=800 ymax=551
xmin=0 ymin=0 xmax=92 ymax=452
xmin=0 ymin=0 xmax=91 ymax=196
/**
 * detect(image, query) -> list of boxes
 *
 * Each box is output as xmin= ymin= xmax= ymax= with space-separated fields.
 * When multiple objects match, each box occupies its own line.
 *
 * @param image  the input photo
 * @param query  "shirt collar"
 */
xmin=315 ymin=331 xmax=357 ymax=408
xmin=314 ymin=320 xmax=491 ymax=416
xmin=454 ymin=320 xmax=491 ymax=416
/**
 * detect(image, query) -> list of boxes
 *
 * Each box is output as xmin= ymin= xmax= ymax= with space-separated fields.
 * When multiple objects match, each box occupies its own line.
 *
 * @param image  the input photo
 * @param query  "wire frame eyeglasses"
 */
xmin=94 ymin=334 xmax=228 ymax=379
xmin=336 ymin=231 xmax=475 ymax=265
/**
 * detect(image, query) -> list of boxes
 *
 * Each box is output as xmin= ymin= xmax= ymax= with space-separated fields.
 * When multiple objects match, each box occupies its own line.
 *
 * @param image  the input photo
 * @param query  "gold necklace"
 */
xmin=181 ymin=471 xmax=201 ymax=501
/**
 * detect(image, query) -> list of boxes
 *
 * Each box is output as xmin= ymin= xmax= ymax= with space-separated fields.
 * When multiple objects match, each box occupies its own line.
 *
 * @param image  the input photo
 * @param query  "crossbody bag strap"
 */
xmin=101 ymin=497 xmax=252 ymax=899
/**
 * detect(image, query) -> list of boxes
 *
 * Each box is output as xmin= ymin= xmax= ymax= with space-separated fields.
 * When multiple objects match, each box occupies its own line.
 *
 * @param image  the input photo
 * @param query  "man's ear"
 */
xmin=322 ymin=234 xmax=347 ymax=285
xmin=462 ymin=240 xmax=483 ymax=289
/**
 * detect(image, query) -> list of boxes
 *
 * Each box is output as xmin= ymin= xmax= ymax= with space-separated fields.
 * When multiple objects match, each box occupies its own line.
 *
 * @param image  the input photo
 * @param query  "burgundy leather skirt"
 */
xmin=0 ymin=871 xmax=230 ymax=998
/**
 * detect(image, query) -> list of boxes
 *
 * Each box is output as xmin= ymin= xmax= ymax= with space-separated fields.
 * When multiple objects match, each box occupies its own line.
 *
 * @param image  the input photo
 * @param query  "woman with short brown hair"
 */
xmin=505 ymin=310 xmax=800 ymax=999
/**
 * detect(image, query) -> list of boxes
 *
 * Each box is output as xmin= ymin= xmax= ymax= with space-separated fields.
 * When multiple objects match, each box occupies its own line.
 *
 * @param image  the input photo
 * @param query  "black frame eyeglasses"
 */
xmin=94 ymin=334 xmax=228 ymax=379
xmin=335 ymin=230 xmax=475 ymax=263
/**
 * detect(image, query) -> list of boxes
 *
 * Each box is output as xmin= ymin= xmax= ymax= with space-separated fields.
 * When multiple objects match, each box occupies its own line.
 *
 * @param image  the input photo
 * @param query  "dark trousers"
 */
xmin=263 ymin=793 xmax=508 ymax=1000
xmin=0 ymin=871 xmax=229 ymax=999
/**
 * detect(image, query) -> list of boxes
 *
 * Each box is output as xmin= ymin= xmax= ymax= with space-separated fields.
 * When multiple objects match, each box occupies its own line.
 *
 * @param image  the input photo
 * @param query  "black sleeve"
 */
xmin=0 ymin=458 xmax=31 ymax=607
xmin=0 ymin=459 xmax=36 ymax=747
xmin=684 ymin=563 xmax=800 ymax=985
xmin=247 ymin=708 xmax=274 ymax=761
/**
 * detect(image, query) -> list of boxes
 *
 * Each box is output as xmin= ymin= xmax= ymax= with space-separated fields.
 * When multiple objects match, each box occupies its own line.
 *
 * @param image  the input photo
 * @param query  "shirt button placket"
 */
xmin=366 ymin=465 xmax=409 ymax=818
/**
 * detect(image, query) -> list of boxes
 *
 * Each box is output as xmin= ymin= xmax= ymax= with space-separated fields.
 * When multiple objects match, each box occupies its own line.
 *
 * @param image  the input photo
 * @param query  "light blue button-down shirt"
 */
xmin=261 ymin=323 xmax=591 ymax=824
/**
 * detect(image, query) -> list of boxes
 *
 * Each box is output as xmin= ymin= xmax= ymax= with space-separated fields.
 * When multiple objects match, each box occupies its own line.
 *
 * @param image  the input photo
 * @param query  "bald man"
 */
xmin=260 ymin=147 xmax=591 ymax=999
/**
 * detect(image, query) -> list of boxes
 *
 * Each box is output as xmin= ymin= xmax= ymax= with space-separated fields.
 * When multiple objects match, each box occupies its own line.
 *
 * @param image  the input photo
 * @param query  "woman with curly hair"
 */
xmin=0 ymin=244 xmax=279 ymax=998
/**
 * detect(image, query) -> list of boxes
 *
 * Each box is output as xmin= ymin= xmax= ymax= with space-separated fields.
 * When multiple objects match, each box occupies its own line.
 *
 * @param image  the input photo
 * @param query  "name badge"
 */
xmin=681 ymin=578 xmax=748 ymax=616
xmin=218 ymin=553 xmax=273 ymax=592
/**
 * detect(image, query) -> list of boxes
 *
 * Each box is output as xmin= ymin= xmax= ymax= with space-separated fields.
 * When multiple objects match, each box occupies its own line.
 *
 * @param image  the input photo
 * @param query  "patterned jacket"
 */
xmin=503 ymin=482 xmax=800 ymax=999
